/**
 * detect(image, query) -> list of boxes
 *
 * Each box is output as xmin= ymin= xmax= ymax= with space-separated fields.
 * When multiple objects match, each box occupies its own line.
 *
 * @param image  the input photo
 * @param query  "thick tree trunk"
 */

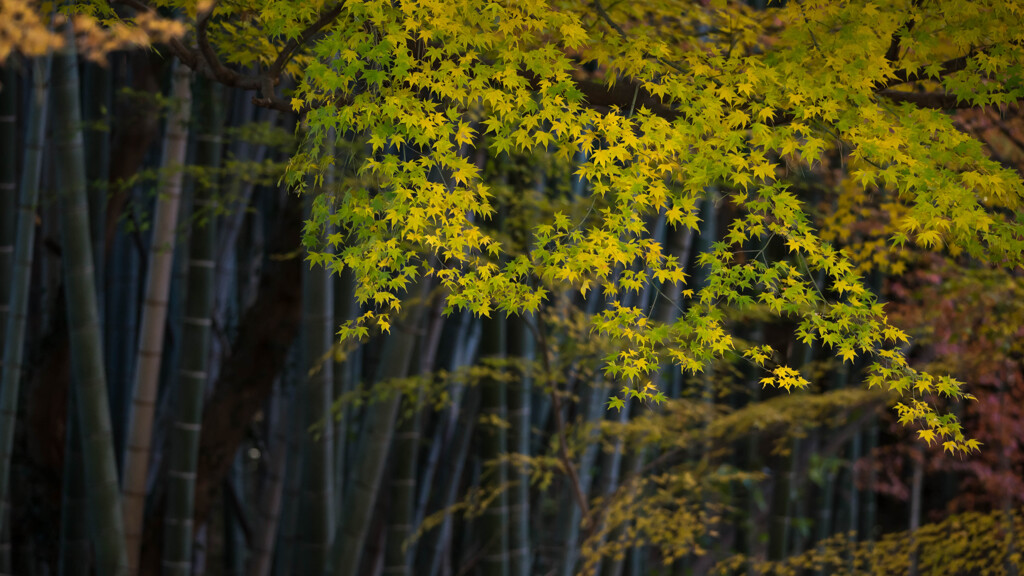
xmin=138 ymin=189 xmax=302 ymax=576
xmin=193 ymin=189 xmax=303 ymax=524
xmin=247 ymin=384 xmax=291 ymax=576
xmin=275 ymin=379 xmax=304 ymax=576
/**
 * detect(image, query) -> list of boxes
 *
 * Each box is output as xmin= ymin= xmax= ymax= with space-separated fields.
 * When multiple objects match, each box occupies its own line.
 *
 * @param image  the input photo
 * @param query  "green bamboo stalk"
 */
xmin=59 ymin=388 xmax=91 ymax=576
xmin=123 ymin=61 xmax=192 ymax=574
xmin=0 ymin=511 xmax=7 ymax=575
xmin=863 ymin=418 xmax=878 ymax=540
xmin=414 ymin=312 xmax=478 ymax=573
xmin=459 ymin=457 xmax=482 ymax=571
xmin=0 ymin=55 xmax=49 ymax=535
xmin=602 ymin=224 xmax=689 ymax=576
xmin=0 ymin=70 xmax=12 ymax=564
xmin=600 ymin=452 xmax=643 ymax=576
xmin=381 ymin=378 xmax=421 ymax=576
xmin=848 ymin=434 xmax=862 ymax=535
xmin=53 ymin=22 xmax=128 ymax=575
xmin=0 ymin=66 xmax=13 ymax=572
xmin=768 ymin=339 xmax=813 ymax=562
xmin=0 ymin=63 xmax=15 ymax=340
xmin=506 ymin=316 xmax=531 ymax=576
xmin=479 ymin=315 xmax=509 ymax=576
xmin=296 ymin=190 xmax=335 ymax=575
xmin=863 ymin=271 xmax=883 ymax=547
xmin=413 ymin=312 xmax=477 ymax=530
xmin=427 ymin=387 xmax=481 ymax=576
xmin=559 ymin=375 xmax=607 ymax=576
xmin=333 ymin=268 xmax=358 ymax=515
xmin=506 ymin=176 xmax=537 ymax=576
xmin=162 ymin=75 xmax=224 ymax=576
xmin=814 ymin=438 xmax=839 ymax=574
xmin=332 ymin=284 xmax=426 ymax=576
xmin=382 ymin=303 xmax=437 ymax=576
xmin=82 ymin=62 xmax=110 ymax=295
xmin=105 ymin=212 xmax=141 ymax=458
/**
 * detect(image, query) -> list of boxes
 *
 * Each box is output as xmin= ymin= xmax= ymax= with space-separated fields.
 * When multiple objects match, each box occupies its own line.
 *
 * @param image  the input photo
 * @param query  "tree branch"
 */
xmin=884 ymin=18 xmax=915 ymax=64
xmin=877 ymin=89 xmax=975 ymax=109
xmin=529 ymin=317 xmax=591 ymax=525
xmin=110 ymin=0 xmax=197 ymax=68
xmin=113 ymin=0 xmax=342 ymax=112
xmin=268 ymin=2 xmax=345 ymax=79
xmin=195 ymin=10 xmax=260 ymax=90
xmin=592 ymin=0 xmax=688 ymax=76
xmin=883 ymin=51 xmax=977 ymax=89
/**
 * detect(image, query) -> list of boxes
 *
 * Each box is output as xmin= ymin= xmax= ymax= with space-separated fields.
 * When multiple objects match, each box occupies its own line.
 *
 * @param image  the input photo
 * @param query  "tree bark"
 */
xmin=138 ymin=189 xmax=302 ymax=576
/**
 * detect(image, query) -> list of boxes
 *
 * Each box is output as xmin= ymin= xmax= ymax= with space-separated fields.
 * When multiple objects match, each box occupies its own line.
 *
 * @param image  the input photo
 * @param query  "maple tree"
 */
xmin=3 ymin=0 xmax=1024 ymax=574
xmin=288 ymin=0 xmax=1019 ymax=454
xmin=2 ymin=1 xmax=1020 ymax=456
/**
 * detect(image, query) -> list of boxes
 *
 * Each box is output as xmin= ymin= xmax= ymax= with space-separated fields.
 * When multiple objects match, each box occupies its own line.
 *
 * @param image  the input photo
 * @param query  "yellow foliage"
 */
xmin=714 ymin=509 xmax=1024 ymax=576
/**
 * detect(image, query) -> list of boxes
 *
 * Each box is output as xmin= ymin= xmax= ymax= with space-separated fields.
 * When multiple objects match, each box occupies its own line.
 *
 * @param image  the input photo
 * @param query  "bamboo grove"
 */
xmin=1 ymin=0 xmax=1024 ymax=574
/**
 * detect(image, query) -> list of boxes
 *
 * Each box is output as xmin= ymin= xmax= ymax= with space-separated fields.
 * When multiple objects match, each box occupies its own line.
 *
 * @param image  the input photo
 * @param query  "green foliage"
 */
xmin=13 ymin=0 xmax=1024 ymax=572
xmin=713 ymin=509 xmax=1024 ymax=576
xmin=277 ymin=0 xmax=1024 ymax=453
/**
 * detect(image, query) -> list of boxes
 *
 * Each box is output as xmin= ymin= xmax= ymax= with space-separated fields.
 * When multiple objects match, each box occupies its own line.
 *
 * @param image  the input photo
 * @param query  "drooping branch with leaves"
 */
xmin=2 ymin=1 xmax=1024 ymax=575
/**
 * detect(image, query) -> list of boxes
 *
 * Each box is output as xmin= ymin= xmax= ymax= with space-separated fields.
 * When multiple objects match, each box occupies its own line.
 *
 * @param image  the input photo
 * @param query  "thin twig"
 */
xmin=525 ymin=315 xmax=592 ymax=525
xmin=196 ymin=9 xmax=255 ymax=89
xmin=268 ymin=3 xmax=345 ymax=78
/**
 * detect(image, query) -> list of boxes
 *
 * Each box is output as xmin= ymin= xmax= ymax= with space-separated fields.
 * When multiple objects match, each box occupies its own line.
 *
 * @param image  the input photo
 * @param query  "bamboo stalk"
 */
xmin=123 ymin=61 xmax=193 ymax=574
xmin=296 ymin=188 xmax=335 ymax=575
xmin=384 ymin=290 xmax=444 ymax=575
xmin=82 ymin=62 xmax=110 ymax=298
xmin=59 ymin=388 xmax=91 ymax=576
xmin=0 ymin=62 xmax=16 ymax=352
xmin=427 ymin=387 xmax=481 ymax=576
xmin=506 ymin=316 xmax=532 ymax=576
xmin=479 ymin=315 xmax=509 ymax=576
xmin=332 ymin=282 xmax=427 ymax=576
xmin=53 ymin=23 xmax=128 ymax=575
xmin=0 ymin=55 xmax=50 ymax=535
xmin=162 ymin=75 xmax=224 ymax=576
